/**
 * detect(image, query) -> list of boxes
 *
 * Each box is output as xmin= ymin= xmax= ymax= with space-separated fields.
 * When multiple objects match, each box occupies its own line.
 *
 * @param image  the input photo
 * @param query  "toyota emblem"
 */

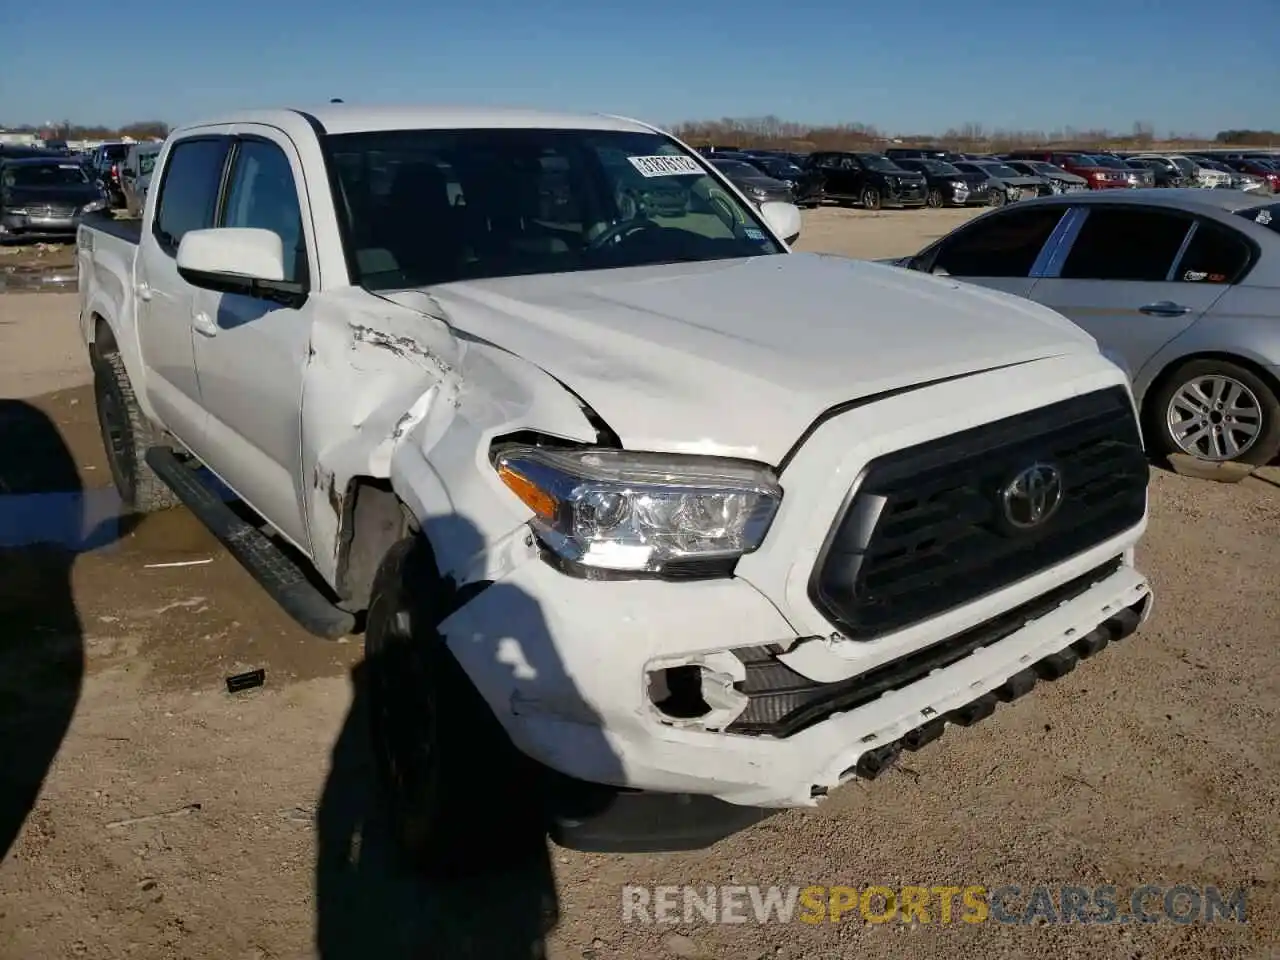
xmin=1001 ymin=463 xmax=1064 ymax=529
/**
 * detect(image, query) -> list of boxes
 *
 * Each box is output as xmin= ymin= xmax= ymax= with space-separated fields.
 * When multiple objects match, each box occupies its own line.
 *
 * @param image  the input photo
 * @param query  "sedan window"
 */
xmin=1175 ymin=220 xmax=1252 ymax=284
xmin=1059 ymin=208 xmax=1192 ymax=281
xmin=931 ymin=206 xmax=1066 ymax=277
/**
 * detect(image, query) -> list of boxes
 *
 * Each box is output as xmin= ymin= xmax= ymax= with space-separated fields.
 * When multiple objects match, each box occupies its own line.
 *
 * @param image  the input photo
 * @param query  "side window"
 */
xmin=1175 ymin=220 xmax=1252 ymax=284
xmin=220 ymin=140 xmax=305 ymax=284
xmin=933 ymin=207 xmax=1066 ymax=278
xmin=153 ymin=138 xmax=229 ymax=254
xmin=1059 ymin=208 xmax=1191 ymax=281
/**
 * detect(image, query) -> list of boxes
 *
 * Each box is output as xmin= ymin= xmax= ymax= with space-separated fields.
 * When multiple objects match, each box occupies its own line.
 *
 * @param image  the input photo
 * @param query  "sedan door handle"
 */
xmin=1138 ymin=301 xmax=1191 ymax=317
xmin=192 ymin=311 xmax=218 ymax=337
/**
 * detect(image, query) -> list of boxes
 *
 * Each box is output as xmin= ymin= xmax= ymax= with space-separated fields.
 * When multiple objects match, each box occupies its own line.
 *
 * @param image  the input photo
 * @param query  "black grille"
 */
xmin=809 ymin=386 xmax=1147 ymax=640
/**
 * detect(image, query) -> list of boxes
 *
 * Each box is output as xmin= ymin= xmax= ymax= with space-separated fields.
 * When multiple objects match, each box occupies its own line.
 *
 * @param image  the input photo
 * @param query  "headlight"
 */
xmin=950 ymin=180 xmax=967 ymax=190
xmin=81 ymin=199 xmax=106 ymax=214
xmin=493 ymin=445 xmax=782 ymax=574
xmin=749 ymin=186 xmax=768 ymax=197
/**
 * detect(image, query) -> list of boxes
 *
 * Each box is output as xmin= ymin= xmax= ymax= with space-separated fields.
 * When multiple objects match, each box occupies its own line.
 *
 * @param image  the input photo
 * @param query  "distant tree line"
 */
xmin=670 ymin=115 xmax=1277 ymax=153
xmin=0 ymin=120 xmax=171 ymax=140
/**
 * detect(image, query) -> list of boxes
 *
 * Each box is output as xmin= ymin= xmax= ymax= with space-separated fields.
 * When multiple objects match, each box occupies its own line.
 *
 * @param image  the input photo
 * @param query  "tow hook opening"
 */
xmin=647 ymin=655 xmax=750 ymax=729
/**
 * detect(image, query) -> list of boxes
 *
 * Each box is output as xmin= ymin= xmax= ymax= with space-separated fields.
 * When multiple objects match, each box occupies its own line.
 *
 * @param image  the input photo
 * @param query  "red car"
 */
xmin=1005 ymin=150 xmax=1131 ymax=190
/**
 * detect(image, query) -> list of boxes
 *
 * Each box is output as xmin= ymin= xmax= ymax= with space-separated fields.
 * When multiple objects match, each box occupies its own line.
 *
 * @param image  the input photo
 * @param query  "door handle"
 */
xmin=135 ymin=281 xmax=152 ymax=301
xmin=192 ymin=311 xmax=218 ymax=337
xmin=1138 ymin=301 xmax=1191 ymax=317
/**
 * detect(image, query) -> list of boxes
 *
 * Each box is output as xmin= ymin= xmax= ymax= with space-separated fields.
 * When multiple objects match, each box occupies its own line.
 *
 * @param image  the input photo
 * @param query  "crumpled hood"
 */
xmin=390 ymin=253 xmax=1097 ymax=464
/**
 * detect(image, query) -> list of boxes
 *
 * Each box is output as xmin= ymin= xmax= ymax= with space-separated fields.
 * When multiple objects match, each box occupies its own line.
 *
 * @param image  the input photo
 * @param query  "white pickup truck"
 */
xmin=78 ymin=104 xmax=1153 ymax=869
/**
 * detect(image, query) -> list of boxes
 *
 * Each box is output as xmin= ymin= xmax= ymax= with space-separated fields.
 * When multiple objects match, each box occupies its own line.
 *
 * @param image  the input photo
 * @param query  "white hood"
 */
xmin=389 ymin=253 xmax=1097 ymax=465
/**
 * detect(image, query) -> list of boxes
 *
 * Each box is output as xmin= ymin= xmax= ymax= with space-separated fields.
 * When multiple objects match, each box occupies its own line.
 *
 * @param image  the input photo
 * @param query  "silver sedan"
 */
xmin=893 ymin=189 xmax=1280 ymax=466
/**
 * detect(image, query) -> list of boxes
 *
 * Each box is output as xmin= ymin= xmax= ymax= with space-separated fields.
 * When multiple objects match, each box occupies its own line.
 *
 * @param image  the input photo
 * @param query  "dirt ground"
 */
xmin=1 ymin=208 xmax=1277 ymax=960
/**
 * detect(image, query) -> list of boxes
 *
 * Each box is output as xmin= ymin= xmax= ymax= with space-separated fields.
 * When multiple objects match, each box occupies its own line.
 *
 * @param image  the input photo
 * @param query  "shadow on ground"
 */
xmin=0 ymin=399 xmax=131 ymax=861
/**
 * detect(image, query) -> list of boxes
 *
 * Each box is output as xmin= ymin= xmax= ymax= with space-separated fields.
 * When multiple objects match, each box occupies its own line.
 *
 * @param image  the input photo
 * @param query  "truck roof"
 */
xmin=177 ymin=104 xmax=658 ymax=137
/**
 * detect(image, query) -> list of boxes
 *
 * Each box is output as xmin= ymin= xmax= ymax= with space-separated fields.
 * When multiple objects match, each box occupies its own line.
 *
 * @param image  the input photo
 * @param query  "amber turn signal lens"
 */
xmin=496 ymin=463 xmax=558 ymax=519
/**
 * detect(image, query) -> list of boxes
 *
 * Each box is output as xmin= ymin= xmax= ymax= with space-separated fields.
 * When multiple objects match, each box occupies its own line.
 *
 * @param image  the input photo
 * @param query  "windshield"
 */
xmin=981 ymin=163 xmax=1022 ymax=178
xmin=1169 ymin=157 xmax=1197 ymax=175
xmin=710 ymin=159 xmax=763 ymax=178
xmin=762 ymin=160 xmax=803 ymax=178
xmin=920 ymin=160 xmax=961 ymax=175
xmin=2 ymin=162 xmax=90 ymax=187
xmin=326 ymin=128 xmax=782 ymax=291
xmin=859 ymin=154 xmax=906 ymax=173
xmin=1029 ymin=162 xmax=1064 ymax=175
xmin=103 ymin=145 xmax=129 ymax=159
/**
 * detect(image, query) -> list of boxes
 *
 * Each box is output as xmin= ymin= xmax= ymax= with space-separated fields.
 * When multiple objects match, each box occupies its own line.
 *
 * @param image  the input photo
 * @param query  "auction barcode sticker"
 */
xmin=627 ymin=155 xmax=703 ymax=177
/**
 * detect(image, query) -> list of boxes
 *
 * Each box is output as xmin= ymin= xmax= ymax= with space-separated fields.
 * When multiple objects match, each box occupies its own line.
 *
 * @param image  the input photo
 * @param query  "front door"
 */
xmin=188 ymin=129 xmax=316 ymax=552
xmin=134 ymin=135 xmax=232 ymax=450
xmin=1028 ymin=207 xmax=1244 ymax=376
xmin=919 ymin=203 xmax=1070 ymax=299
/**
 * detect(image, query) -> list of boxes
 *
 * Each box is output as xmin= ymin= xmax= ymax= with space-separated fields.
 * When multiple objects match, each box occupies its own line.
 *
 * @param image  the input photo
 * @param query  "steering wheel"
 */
xmin=586 ymin=217 xmax=659 ymax=250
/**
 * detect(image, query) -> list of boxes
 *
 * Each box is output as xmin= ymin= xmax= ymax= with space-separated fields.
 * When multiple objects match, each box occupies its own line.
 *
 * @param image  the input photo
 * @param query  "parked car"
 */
xmin=121 ymin=142 xmax=163 ymax=217
xmin=891 ymin=157 xmax=992 ymax=207
xmin=885 ymin=146 xmax=960 ymax=162
xmin=1003 ymin=160 xmax=1089 ymax=194
xmin=90 ymin=142 xmax=131 ymax=206
xmin=738 ymin=154 xmax=824 ymax=207
xmin=806 ymin=151 xmax=927 ymax=209
xmin=1187 ymin=155 xmax=1265 ymax=192
xmin=0 ymin=156 xmax=108 ymax=241
xmin=1219 ymin=157 xmax=1280 ymax=193
xmin=1006 ymin=151 xmax=1132 ymax=190
xmin=1169 ymin=154 xmax=1232 ymax=189
xmin=892 ymin=188 xmax=1280 ymax=465
xmin=708 ymin=158 xmax=795 ymax=207
xmin=1088 ymin=153 xmax=1152 ymax=188
xmin=76 ymin=102 xmax=1151 ymax=864
xmin=952 ymin=160 xmax=1048 ymax=204
xmin=1122 ymin=156 xmax=1191 ymax=189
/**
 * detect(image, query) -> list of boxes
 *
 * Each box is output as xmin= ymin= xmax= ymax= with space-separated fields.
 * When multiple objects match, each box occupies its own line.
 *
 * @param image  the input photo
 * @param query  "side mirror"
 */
xmin=176 ymin=227 xmax=306 ymax=307
xmin=760 ymin=200 xmax=802 ymax=246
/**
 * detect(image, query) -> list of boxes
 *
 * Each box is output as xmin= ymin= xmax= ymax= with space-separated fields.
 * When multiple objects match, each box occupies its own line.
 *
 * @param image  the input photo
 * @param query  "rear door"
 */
xmin=913 ymin=203 xmax=1070 ymax=298
xmin=1027 ymin=206 xmax=1241 ymax=375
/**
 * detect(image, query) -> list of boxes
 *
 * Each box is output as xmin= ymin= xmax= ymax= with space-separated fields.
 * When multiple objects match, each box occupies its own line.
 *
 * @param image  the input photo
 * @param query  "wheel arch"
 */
xmin=1139 ymin=349 xmax=1280 ymax=428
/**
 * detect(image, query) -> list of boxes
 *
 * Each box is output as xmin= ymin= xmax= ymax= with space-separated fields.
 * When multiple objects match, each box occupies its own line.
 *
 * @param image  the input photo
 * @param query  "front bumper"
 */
xmin=881 ymin=183 xmax=927 ymax=207
xmin=0 ymin=212 xmax=83 ymax=240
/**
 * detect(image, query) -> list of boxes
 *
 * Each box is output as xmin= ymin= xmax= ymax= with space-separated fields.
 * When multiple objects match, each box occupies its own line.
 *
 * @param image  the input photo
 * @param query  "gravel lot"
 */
xmin=1 ymin=208 xmax=1277 ymax=960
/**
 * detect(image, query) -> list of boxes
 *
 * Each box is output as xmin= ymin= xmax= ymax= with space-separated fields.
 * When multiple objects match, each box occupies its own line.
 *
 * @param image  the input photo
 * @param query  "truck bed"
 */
xmin=83 ymin=212 xmax=142 ymax=244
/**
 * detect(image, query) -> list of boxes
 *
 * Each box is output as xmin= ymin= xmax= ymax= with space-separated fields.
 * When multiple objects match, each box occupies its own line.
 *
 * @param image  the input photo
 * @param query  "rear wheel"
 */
xmin=1150 ymin=359 xmax=1280 ymax=466
xmin=861 ymin=186 xmax=881 ymax=211
xmin=92 ymin=347 xmax=180 ymax=513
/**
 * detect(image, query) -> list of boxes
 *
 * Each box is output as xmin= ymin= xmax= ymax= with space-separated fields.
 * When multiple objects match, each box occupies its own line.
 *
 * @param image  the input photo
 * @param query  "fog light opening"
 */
xmin=648 ymin=666 xmax=712 ymax=720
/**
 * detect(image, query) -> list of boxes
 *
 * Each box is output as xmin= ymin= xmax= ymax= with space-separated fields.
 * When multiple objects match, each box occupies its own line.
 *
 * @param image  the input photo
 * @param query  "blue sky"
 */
xmin=5 ymin=0 xmax=1279 ymax=136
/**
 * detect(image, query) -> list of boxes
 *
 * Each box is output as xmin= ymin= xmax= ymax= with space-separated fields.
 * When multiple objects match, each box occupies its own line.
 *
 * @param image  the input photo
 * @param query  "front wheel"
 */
xmin=926 ymin=188 xmax=944 ymax=208
xmin=861 ymin=186 xmax=882 ymax=211
xmin=365 ymin=537 xmax=543 ymax=875
xmin=988 ymin=189 xmax=1006 ymax=207
xmin=1150 ymin=359 xmax=1280 ymax=466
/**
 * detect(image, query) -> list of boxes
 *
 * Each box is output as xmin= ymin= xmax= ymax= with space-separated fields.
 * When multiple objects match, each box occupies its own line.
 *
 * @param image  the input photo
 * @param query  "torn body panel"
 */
xmin=298 ymin=289 xmax=600 ymax=592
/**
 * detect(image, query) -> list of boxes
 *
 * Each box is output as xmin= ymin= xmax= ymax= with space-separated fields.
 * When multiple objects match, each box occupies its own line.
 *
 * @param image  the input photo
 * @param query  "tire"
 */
xmin=926 ymin=188 xmax=943 ymax=208
xmin=1149 ymin=359 xmax=1280 ymax=466
xmin=988 ymin=189 xmax=1006 ymax=207
xmin=92 ymin=347 xmax=181 ymax=513
xmin=861 ymin=186 xmax=881 ymax=211
xmin=364 ymin=536 xmax=543 ymax=876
